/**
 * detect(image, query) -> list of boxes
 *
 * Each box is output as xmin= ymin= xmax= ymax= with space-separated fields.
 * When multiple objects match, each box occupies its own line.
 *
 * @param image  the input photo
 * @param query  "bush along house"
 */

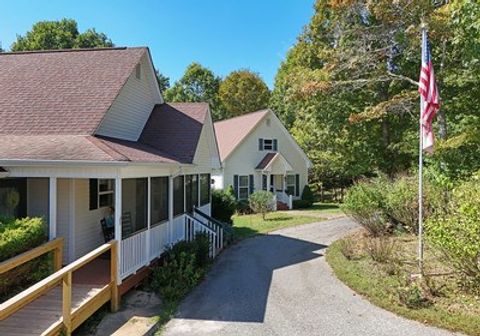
xmin=212 ymin=109 xmax=312 ymax=210
xmin=0 ymin=47 xmax=224 ymax=335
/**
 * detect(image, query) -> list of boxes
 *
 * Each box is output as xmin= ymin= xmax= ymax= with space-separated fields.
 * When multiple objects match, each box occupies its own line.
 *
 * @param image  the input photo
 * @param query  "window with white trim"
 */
xmin=286 ymin=175 xmax=296 ymax=196
xmin=238 ymin=175 xmax=249 ymax=200
xmin=98 ymin=179 xmax=114 ymax=208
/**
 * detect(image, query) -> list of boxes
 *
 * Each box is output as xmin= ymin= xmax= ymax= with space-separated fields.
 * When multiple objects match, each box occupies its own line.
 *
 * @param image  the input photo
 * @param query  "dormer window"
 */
xmin=135 ymin=64 xmax=142 ymax=79
xmin=258 ymin=138 xmax=278 ymax=151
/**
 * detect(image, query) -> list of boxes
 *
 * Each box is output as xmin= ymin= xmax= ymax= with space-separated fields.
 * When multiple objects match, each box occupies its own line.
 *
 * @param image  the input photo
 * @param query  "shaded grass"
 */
xmin=326 ymin=234 xmax=480 ymax=336
xmin=232 ymin=213 xmax=320 ymax=240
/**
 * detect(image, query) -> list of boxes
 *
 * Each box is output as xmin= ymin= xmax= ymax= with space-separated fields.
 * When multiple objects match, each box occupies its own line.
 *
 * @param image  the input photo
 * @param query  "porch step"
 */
xmin=276 ymin=201 xmax=289 ymax=211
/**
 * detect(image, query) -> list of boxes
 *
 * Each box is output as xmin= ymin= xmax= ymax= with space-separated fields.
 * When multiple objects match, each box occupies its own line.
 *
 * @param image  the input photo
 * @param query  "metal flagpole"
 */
xmin=418 ymin=25 xmax=426 ymax=276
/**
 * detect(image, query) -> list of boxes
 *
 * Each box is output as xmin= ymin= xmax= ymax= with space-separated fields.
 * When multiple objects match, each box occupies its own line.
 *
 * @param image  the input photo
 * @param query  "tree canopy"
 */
xmin=11 ymin=19 xmax=113 ymax=51
xmin=155 ymin=70 xmax=170 ymax=94
xmin=219 ymin=70 xmax=271 ymax=117
xmin=270 ymin=0 xmax=480 ymax=191
xmin=164 ymin=62 xmax=223 ymax=120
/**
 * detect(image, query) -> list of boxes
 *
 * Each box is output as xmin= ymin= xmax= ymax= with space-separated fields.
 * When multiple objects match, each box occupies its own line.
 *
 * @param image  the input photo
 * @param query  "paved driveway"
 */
xmin=163 ymin=218 xmax=458 ymax=336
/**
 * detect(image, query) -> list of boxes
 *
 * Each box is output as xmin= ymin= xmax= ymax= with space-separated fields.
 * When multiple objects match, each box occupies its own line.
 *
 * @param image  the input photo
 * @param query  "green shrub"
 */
xmin=0 ymin=217 xmax=50 ymax=301
xmin=148 ymin=234 xmax=211 ymax=303
xmin=426 ymin=176 xmax=480 ymax=285
xmin=0 ymin=217 xmax=47 ymax=260
xmin=385 ymin=175 xmax=444 ymax=234
xmin=341 ymin=176 xmax=390 ymax=236
xmin=212 ymin=189 xmax=236 ymax=224
xmin=149 ymin=250 xmax=203 ymax=303
xmin=293 ymin=199 xmax=311 ymax=209
xmin=248 ymin=191 xmax=274 ymax=220
xmin=301 ymin=185 xmax=315 ymax=206
xmin=235 ymin=199 xmax=252 ymax=215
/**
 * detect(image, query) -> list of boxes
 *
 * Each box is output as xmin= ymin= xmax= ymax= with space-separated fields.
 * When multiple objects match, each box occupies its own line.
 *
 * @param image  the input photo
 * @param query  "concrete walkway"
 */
xmin=163 ymin=218 xmax=459 ymax=336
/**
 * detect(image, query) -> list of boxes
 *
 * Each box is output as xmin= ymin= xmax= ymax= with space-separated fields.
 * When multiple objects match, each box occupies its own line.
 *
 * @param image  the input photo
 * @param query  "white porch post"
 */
xmin=266 ymin=172 xmax=270 ymax=192
xmin=49 ymin=177 xmax=57 ymax=240
xmin=168 ymin=175 xmax=174 ymax=244
xmin=114 ymin=177 xmax=122 ymax=284
xmin=147 ymin=177 xmax=151 ymax=262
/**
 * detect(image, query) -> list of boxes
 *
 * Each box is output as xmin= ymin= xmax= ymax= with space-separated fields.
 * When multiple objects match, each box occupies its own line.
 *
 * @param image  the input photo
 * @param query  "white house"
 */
xmin=0 ymin=47 xmax=222 ymax=282
xmin=213 ymin=109 xmax=312 ymax=209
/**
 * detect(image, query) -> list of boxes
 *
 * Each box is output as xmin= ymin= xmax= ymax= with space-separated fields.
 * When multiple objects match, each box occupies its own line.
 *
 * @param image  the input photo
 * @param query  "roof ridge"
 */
xmin=0 ymin=46 xmax=147 ymax=56
xmin=214 ymin=109 xmax=270 ymax=125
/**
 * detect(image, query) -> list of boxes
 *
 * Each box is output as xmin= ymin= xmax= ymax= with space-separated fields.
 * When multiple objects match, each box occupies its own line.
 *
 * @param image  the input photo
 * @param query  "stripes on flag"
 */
xmin=418 ymin=28 xmax=440 ymax=153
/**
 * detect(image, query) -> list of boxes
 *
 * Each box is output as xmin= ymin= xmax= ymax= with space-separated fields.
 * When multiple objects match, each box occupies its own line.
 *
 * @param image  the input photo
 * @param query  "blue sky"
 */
xmin=0 ymin=0 xmax=314 ymax=88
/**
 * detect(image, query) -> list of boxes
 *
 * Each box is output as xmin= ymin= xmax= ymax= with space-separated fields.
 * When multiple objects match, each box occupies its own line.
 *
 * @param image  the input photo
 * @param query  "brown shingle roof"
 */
xmin=0 ymin=135 xmax=126 ymax=161
xmin=0 ymin=47 xmax=146 ymax=135
xmin=214 ymin=109 xmax=270 ymax=161
xmin=140 ymin=103 xmax=209 ymax=164
xmin=255 ymin=153 xmax=277 ymax=169
xmin=0 ymin=103 xmax=209 ymax=164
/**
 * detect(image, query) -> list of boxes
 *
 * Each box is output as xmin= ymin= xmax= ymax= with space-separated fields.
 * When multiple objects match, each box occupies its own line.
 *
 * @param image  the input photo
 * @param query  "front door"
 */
xmin=273 ymin=175 xmax=283 ymax=192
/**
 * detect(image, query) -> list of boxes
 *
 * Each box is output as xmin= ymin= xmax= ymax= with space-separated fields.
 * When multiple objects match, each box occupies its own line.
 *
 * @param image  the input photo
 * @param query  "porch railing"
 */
xmin=0 ymin=240 xmax=118 ymax=335
xmin=276 ymin=191 xmax=293 ymax=210
xmin=194 ymin=207 xmax=228 ymax=251
xmin=0 ymin=237 xmax=63 ymax=276
xmin=120 ymin=230 xmax=148 ymax=279
xmin=184 ymin=213 xmax=219 ymax=257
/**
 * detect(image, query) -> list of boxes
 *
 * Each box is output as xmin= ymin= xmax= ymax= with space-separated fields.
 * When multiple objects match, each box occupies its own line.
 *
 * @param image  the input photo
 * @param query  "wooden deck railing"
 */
xmin=0 ymin=240 xmax=119 ymax=336
xmin=0 ymin=237 xmax=64 ymax=275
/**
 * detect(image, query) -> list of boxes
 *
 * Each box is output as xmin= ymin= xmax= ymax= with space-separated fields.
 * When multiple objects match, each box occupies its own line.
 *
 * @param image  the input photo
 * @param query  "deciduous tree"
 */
xmin=219 ymin=70 xmax=270 ymax=117
xmin=11 ymin=19 xmax=113 ymax=51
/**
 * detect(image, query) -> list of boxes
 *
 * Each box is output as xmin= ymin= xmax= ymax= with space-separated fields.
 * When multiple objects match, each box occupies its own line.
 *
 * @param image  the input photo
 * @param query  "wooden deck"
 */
xmin=0 ymin=243 xmax=118 ymax=336
xmin=0 ymin=284 xmax=104 ymax=336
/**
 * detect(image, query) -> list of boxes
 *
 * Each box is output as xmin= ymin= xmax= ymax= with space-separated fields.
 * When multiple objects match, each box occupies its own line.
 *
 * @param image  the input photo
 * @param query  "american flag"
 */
xmin=418 ymin=28 xmax=440 ymax=153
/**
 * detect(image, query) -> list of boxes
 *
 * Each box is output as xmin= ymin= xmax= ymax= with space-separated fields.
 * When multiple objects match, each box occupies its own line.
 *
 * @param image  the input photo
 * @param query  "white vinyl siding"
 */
xmin=193 ymin=113 xmax=221 ymax=170
xmin=75 ymin=179 xmax=106 ymax=259
xmin=222 ymin=111 xmax=309 ymax=199
xmin=96 ymin=53 xmax=161 ymax=141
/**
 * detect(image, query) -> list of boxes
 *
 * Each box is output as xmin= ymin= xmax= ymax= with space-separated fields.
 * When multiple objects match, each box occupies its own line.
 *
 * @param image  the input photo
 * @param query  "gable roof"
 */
xmin=255 ymin=153 xmax=277 ymax=170
xmin=0 ymin=47 xmax=147 ymax=135
xmin=214 ymin=109 xmax=270 ymax=161
xmin=139 ymin=103 xmax=210 ymax=163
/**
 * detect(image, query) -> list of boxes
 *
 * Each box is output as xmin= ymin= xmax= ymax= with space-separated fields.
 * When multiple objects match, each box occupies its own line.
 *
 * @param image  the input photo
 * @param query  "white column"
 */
xmin=49 ymin=177 xmax=57 ymax=240
xmin=114 ymin=177 xmax=122 ymax=284
xmin=146 ymin=177 xmax=151 ymax=262
xmin=168 ymin=175 xmax=174 ymax=244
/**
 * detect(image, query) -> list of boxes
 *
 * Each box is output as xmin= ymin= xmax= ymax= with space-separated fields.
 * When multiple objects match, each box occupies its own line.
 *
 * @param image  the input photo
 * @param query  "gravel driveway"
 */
xmin=163 ymin=218 xmax=459 ymax=336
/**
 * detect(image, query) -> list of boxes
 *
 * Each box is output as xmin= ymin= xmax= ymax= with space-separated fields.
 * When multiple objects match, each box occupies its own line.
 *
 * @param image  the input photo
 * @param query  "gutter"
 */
xmin=0 ymin=159 xmax=195 ymax=168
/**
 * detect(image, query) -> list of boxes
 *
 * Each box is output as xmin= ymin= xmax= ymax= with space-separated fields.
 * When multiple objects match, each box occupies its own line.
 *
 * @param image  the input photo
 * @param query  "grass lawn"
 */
xmin=232 ymin=212 xmax=320 ymax=240
xmin=326 ymin=233 xmax=480 ymax=336
xmin=289 ymin=202 xmax=343 ymax=218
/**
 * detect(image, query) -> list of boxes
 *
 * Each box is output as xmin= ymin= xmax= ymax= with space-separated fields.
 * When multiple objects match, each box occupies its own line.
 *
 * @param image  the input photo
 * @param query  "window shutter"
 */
xmin=233 ymin=175 xmax=239 ymax=199
xmin=249 ymin=175 xmax=254 ymax=194
xmin=258 ymin=138 xmax=264 ymax=151
xmin=270 ymin=175 xmax=274 ymax=191
xmin=89 ymin=179 xmax=99 ymax=210
xmin=295 ymin=174 xmax=300 ymax=197
xmin=273 ymin=139 xmax=278 ymax=151
xmin=262 ymin=175 xmax=267 ymax=190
